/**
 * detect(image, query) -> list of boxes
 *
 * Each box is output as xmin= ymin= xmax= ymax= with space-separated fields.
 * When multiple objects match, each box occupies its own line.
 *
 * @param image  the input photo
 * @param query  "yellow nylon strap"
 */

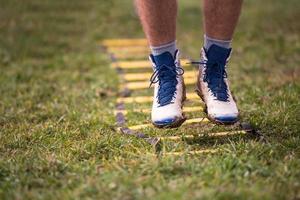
xmin=159 ymin=130 xmax=247 ymax=141
xmin=102 ymin=38 xmax=148 ymax=47
xmin=107 ymin=46 xmax=149 ymax=54
xmin=163 ymin=149 xmax=218 ymax=156
xmin=111 ymin=59 xmax=190 ymax=69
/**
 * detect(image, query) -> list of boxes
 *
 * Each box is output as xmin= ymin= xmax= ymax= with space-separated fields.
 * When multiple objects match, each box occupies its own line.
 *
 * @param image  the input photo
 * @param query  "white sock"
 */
xmin=150 ymin=41 xmax=177 ymax=56
xmin=204 ymin=35 xmax=232 ymax=50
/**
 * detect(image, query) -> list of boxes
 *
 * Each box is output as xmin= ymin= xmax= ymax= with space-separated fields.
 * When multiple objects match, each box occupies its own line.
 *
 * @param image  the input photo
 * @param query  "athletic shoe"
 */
xmin=149 ymin=50 xmax=186 ymax=128
xmin=196 ymin=44 xmax=239 ymax=124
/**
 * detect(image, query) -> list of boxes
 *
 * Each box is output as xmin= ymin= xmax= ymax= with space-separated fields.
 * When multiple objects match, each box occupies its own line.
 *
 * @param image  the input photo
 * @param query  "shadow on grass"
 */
xmin=153 ymin=122 xmax=265 ymax=154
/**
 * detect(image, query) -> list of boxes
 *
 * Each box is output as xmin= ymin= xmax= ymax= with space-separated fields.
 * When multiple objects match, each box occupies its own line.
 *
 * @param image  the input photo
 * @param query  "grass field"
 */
xmin=0 ymin=0 xmax=299 ymax=199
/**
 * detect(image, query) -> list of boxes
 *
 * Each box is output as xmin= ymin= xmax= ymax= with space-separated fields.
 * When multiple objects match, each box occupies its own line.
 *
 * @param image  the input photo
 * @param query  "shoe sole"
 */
xmin=152 ymin=116 xmax=187 ymax=129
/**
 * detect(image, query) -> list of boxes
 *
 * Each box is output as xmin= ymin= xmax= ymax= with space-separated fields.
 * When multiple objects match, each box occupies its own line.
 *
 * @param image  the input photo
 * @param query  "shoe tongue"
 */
xmin=151 ymin=51 xmax=175 ymax=70
xmin=206 ymin=44 xmax=231 ymax=65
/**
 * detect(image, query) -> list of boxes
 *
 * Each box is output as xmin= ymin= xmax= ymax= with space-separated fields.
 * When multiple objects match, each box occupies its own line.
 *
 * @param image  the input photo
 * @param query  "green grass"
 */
xmin=0 ymin=0 xmax=299 ymax=199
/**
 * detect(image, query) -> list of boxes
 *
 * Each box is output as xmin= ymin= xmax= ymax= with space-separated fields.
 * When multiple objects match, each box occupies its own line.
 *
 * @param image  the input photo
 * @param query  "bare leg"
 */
xmin=203 ymin=0 xmax=243 ymax=40
xmin=135 ymin=0 xmax=184 ymax=128
xmin=198 ymin=0 xmax=243 ymax=124
xmin=135 ymin=0 xmax=177 ymax=46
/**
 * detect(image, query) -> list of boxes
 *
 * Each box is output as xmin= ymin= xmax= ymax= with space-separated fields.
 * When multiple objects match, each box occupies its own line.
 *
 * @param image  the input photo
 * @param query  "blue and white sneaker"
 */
xmin=196 ymin=45 xmax=239 ymax=124
xmin=149 ymin=50 xmax=186 ymax=128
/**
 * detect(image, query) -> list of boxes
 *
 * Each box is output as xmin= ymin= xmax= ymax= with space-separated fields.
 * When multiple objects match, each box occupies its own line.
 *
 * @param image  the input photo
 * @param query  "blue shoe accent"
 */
xmin=153 ymin=118 xmax=177 ymax=126
xmin=214 ymin=115 xmax=238 ymax=123
xmin=149 ymin=50 xmax=184 ymax=107
xmin=203 ymin=45 xmax=231 ymax=102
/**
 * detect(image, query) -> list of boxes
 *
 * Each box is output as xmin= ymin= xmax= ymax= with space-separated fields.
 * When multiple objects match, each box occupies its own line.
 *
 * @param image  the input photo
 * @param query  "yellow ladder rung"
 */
xmin=107 ymin=46 xmax=149 ymax=54
xmin=111 ymin=59 xmax=190 ymax=69
xmin=183 ymin=106 xmax=204 ymax=112
xmin=124 ymin=70 xmax=197 ymax=81
xmin=128 ymin=117 xmax=209 ymax=130
xmin=124 ymin=77 xmax=196 ymax=90
xmin=113 ymin=53 xmax=147 ymax=60
xmin=163 ymin=149 xmax=219 ymax=156
xmin=114 ymin=106 xmax=204 ymax=115
xmin=183 ymin=117 xmax=210 ymax=124
xmin=159 ymin=130 xmax=248 ymax=141
xmin=102 ymin=38 xmax=148 ymax=47
xmin=117 ymin=92 xmax=199 ymax=103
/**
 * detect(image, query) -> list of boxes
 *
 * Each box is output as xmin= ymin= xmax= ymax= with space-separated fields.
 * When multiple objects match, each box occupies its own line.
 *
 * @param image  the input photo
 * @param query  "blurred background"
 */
xmin=0 ymin=0 xmax=299 ymax=199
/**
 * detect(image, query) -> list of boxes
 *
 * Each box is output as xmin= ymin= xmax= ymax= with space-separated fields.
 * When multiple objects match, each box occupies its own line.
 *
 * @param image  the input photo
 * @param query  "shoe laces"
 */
xmin=149 ymin=64 xmax=184 ymax=106
xmin=190 ymin=61 xmax=229 ymax=102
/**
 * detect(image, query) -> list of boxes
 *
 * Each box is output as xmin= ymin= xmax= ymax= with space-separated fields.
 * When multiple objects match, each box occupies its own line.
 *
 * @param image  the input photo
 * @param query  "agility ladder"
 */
xmin=101 ymin=38 xmax=260 ymax=156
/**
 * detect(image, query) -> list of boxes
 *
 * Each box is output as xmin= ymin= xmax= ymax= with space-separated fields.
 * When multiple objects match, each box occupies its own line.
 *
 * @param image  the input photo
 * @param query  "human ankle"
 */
xmin=204 ymin=35 xmax=232 ymax=50
xmin=150 ymin=40 xmax=177 ymax=57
